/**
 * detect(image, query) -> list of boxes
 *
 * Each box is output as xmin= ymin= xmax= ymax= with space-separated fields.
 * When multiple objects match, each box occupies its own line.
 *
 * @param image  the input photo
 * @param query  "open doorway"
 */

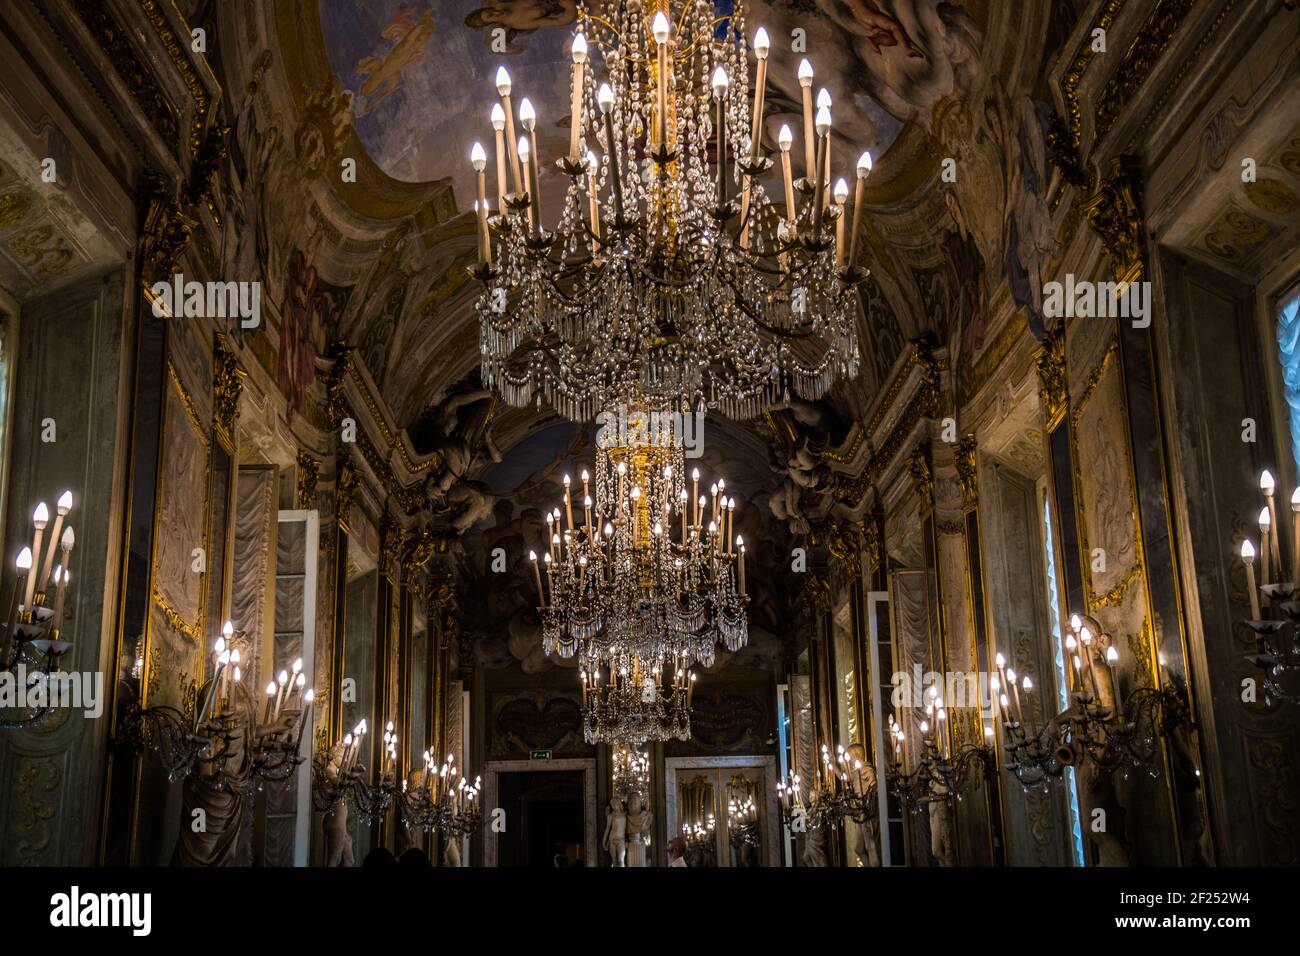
xmin=496 ymin=770 xmax=585 ymax=867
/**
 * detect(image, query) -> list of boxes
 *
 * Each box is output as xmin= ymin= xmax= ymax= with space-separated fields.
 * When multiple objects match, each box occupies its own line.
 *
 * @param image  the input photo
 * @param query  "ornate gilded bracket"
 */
xmin=296 ymin=452 xmax=320 ymax=510
xmin=1082 ymin=156 xmax=1147 ymax=287
xmin=211 ymin=335 xmax=245 ymax=452
xmin=955 ymin=433 xmax=978 ymax=510
xmin=1035 ymin=323 xmax=1068 ymax=430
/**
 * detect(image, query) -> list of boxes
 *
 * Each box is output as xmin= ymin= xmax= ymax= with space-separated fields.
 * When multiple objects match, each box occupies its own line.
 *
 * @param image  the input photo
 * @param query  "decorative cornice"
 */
xmin=1047 ymin=0 xmax=1128 ymax=188
xmin=70 ymin=0 xmax=179 ymax=149
xmin=1094 ymin=0 xmax=1195 ymax=146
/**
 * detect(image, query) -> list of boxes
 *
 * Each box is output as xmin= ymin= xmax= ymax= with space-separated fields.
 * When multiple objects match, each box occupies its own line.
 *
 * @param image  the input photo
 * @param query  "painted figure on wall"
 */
xmin=354 ymin=6 xmax=436 ymax=118
xmin=278 ymin=242 xmax=326 ymax=420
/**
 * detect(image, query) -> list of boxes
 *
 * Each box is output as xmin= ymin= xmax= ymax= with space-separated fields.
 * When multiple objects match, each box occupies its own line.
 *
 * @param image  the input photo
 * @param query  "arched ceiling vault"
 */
xmin=237 ymin=0 xmax=1071 ymax=439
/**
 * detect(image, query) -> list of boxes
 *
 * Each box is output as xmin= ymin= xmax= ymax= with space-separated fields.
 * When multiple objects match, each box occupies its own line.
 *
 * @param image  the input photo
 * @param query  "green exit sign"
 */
xmin=530 ymin=750 xmax=552 ymax=761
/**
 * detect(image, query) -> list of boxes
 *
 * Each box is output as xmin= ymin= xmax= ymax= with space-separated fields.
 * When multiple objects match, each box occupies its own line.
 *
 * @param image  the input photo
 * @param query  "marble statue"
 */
xmin=172 ymin=712 xmax=252 ymax=867
xmin=926 ymin=777 xmax=956 ymax=867
xmin=443 ymin=837 xmax=462 ymax=867
xmin=321 ymin=740 xmax=354 ymax=867
xmin=603 ymin=797 xmax=627 ymax=867
xmin=847 ymin=743 xmax=882 ymax=867
xmin=801 ymin=824 xmax=828 ymax=867
xmin=624 ymin=793 xmax=652 ymax=868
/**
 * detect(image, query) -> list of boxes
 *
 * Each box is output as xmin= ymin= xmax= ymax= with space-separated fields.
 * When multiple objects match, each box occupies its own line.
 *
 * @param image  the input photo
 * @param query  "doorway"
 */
xmin=496 ymin=770 xmax=586 ymax=867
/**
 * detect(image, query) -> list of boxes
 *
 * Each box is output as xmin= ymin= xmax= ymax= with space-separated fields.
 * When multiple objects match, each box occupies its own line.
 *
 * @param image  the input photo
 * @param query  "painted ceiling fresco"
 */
xmin=318 ymin=0 xmax=977 ymax=215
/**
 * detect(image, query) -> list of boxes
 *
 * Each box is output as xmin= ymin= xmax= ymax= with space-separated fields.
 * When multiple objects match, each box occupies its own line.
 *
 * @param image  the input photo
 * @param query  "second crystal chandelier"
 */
xmin=470 ymin=0 xmax=868 ymax=422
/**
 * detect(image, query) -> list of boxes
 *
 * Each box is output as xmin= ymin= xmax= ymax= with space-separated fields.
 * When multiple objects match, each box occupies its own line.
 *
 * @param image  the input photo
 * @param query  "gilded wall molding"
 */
xmin=908 ymin=446 xmax=934 ymax=517
xmin=296 ymin=451 xmax=320 ymax=509
xmin=139 ymin=178 xmax=197 ymax=293
xmin=1035 ymin=324 xmax=1068 ymax=428
xmin=1048 ymin=0 xmax=1128 ymax=187
xmin=335 ymin=455 xmax=358 ymax=532
xmin=1094 ymin=0 xmax=1195 ymax=146
xmin=956 ymin=433 xmax=979 ymax=509
xmin=70 ymin=0 xmax=179 ymax=148
xmin=212 ymin=335 xmax=245 ymax=451
xmin=1082 ymin=156 xmax=1147 ymax=286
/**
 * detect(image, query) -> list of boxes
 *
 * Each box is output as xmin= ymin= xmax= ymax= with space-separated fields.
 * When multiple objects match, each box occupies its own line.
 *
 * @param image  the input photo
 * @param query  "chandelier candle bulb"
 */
xmin=652 ymin=11 xmax=671 ymax=149
xmin=1261 ymin=470 xmax=1282 ymax=579
xmin=812 ymin=106 xmax=831 ymax=239
xmin=38 ymin=490 xmax=72 ymax=593
xmin=1106 ymin=645 xmax=1123 ymax=720
xmin=568 ymin=33 xmax=587 ymax=162
xmin=25 ymin=502 xmax=48 ymax=611
xmin=818 ymin=88 xmax=833 ymax=187
xmin=518 ymin=136 xmax=534 ymax=230
xmin=712 ymin=66 xmax=729 ymax=200
xmin=52 ymin=532 xmax=73 ymax=631
xmin=519 ymin=98 xmax=543 ymax=232
xmin=471 ymin=143 xmax=490 ymax=266
xmin=1291 ymin=486 xmax=1300 ymax=584
xmin=491 ymin=104 xmax=508 ymax=210
xmin=496 ymin=66 xmax=523 ymax=194
xmin=739 ymin=27 xmax=770 ymax=247
xmin=1241 ymin=539 xmax=1261 ymax=618
xmin=798 ymin=59 xmax=815 ymax=178
xmin=564 ymin=473 xmax=574 ymax=531
xmin=585 ymin=151 xmax=601 ymax=250
xmin=850 ymin=151 xmax=871 ymax=264
xmin=833 ymin=178 xmax=848 ymax=268
xmin=778 ymin=125 xmax=797 ymax=234
xmin=738 ymin=538 xmax=746 ymax=595
xmin=1258 ymin=502 xmax=1268 ymax=582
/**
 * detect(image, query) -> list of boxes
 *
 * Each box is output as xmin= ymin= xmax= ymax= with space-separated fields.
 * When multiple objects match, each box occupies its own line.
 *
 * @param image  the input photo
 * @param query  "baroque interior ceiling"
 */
xmin=200 ymin=0 xmax=1089 ymax=667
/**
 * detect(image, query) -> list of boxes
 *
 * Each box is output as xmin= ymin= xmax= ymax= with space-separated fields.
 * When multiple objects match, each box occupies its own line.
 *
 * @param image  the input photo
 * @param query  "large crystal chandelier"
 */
xmin=527 ymin=411 xmax=748 ymax=667
xmin=469 ymin=0 xmax=868 ymax=422
xmin=525 ymin=410 xmax=748 ymax=742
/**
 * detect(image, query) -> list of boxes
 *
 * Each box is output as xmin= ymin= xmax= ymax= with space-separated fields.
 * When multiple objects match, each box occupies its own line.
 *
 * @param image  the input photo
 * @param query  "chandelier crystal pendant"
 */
xmin=470 ymin=0 xmax=870 ymax=422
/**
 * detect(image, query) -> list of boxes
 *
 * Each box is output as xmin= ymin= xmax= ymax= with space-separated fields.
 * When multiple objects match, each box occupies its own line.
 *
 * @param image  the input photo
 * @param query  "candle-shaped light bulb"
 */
xmin=1106 ymin=646 xmax=1119 ymax=664
xmin=1260 ymin=506 xmax=1271 ymax=531
xmin=995 ymin=652 xmax=1006 ymax=668
xmin=495 ymin=66 xmax=512 ymax=96
xmin=1261 ymin=470 xmax=1275 ymax=495
xmin=56 ymin=491 xmax=73 ymax=515
xmin=779 ymin=125 xmax=793 ymax=150
xmin=816 ymin=88 xmax=832 ymax=110
xmin=834 ymin=178 xmax=848 ymax=204
xmin=1022 ymin=676 xmax=1033 ymax=692
xmin=597 ymin=83 xmax=614 ymax=112
xmin=815 ymin=106 xmax=831 ymax=134
xmin=857 ymin=151 xmax=873 ymax=178
xmin=223 ymin=620 xmax=234 ymax=638
xmin=519 ymin=97 xmax=535 ymax=131
xmin=470 ymin=141 xmax=487 ymax=171
xmin=571 ymin=32 xmax=587 ymax=63
xmin=517 ymin=136 xmax=531 ymax=161
xmin=1241 ymin=539 xmax=1256 ymax=561
xmin=491 ymin=103 xmax=505 ymax=130
xmin=16 ymin=548 xmax=31 ymax=572
xmin=292 ymin=657 xmax=302 ymax=675
xmin=651 ymin=11 xmax=670 ymax=43
xmin=711 ymin=65 xmax=729 ymax=96
xmin=266 ymin=681 xmax=277 ymax=697
xmin=754 ymin=26 xmax=770 ymax=57
xmin=797 ymin=59 xmax=813 ymax=86
xmin=61 ymin=528 xmax=74 ymax=551
xmin=33 ymin=502 xmax=48 ymax=529
xmin=1069 ymin=613 xmax=1081 ymax=632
